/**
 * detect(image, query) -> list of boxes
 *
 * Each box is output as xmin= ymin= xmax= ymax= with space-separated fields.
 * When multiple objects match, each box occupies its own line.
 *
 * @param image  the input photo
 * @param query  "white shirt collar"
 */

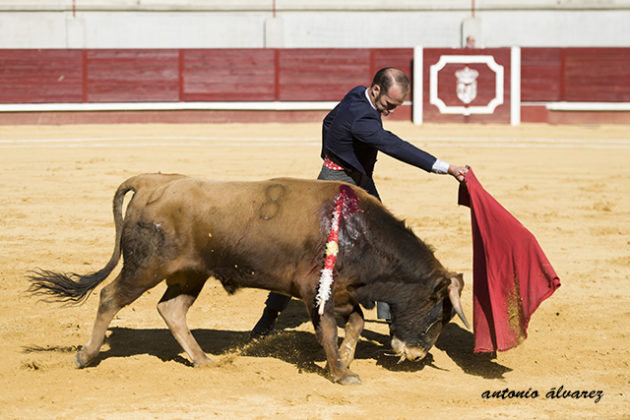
xmin=364 ymin=87 xmax=376 ymax=110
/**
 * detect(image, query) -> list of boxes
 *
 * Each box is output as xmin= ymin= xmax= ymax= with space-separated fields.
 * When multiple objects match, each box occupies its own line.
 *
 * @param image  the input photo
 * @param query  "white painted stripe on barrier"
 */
xmin=544 ymin=102 xmax=630 ymax=111
xmin=510 ymin=46 xmax=521 ymax=126
xmin=413 ymin=46 xmax=423 ymax=125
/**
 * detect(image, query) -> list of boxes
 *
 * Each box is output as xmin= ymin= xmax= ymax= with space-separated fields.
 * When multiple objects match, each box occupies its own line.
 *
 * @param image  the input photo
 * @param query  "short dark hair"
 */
xmin=371 ymin=68 xmax=410 ymax=95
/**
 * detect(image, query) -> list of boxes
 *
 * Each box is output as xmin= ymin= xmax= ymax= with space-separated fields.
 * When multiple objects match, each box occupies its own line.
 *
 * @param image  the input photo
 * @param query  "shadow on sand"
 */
xmin=23 ymin=300 xmax=509 ymax=379
xmin=435 ymin=323 xmax=512 ymax=379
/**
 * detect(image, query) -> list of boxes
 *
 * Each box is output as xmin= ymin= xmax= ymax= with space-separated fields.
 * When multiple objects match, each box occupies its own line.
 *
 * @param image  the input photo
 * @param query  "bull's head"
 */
xmin=389 ymin=273 xmax=469 ymax=363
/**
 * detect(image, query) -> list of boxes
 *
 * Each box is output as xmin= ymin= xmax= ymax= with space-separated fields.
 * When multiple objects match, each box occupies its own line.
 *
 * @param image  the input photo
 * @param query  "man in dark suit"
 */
xmin=250 ymin=67 xmax=468 ymax=339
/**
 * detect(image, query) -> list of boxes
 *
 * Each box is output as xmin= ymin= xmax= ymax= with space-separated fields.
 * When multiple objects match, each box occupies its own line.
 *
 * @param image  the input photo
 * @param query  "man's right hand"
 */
xmin=448 ymin=165 xmax=470 ymax=182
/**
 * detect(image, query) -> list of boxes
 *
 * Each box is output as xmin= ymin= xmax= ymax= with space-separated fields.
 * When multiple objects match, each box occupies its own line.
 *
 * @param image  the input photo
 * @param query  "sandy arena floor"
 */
xmin=0 ymin=122 xmax=628 ymax=419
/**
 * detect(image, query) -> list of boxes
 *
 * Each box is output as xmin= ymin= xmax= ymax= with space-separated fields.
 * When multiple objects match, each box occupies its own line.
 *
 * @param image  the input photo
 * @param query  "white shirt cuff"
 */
xmin=432 ymin=159 xmax=450 ymax=174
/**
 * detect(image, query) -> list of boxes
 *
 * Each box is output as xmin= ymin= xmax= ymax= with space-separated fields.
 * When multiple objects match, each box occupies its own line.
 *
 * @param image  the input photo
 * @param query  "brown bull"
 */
xmin=28 ymin=173 xmax=468 ymax=385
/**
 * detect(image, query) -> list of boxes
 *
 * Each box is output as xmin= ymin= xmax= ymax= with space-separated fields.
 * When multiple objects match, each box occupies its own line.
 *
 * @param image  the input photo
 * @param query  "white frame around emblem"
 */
xmin=429 ymin=55 xmax=504 ymax=116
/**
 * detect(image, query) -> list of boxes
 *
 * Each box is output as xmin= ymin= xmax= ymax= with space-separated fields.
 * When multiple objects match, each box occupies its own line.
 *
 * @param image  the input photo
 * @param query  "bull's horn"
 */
xmin=448 ymin=277 xmax=471 ymax=330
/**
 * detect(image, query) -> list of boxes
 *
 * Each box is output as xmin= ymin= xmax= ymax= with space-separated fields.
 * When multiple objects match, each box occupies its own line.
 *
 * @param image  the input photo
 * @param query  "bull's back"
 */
xmin=136 ymin=176 xmax=374 ymax=260
xmin=151 ymin=177 xmax=359 ymax=234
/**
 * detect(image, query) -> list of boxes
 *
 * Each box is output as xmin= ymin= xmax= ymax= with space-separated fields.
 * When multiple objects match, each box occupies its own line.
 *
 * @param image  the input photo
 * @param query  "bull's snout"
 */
xmin=390 ymin=336 xmax=427 ymax=363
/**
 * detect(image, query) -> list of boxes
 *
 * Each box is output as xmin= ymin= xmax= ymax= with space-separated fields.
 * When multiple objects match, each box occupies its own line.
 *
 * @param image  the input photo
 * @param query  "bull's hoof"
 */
xmin=192 ymin=357 xmax=213 ymax=368
xmin=74 ymin=352 xmax=91 ymax=369
xmin=335 ymin=373 xmax=362 ymax=386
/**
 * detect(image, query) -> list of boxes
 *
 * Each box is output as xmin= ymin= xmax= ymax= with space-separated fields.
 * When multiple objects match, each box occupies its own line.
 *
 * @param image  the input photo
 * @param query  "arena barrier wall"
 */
xmin=0 ymin=47 xmax=628 ymax=124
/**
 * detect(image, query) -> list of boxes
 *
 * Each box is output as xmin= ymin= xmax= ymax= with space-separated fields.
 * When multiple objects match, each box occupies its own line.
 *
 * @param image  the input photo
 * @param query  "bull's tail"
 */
xmin=27 ymin=180 xmax=136 ymax=304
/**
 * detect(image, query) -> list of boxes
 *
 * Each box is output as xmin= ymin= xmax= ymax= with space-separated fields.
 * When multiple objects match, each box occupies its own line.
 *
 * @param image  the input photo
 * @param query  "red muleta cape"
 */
xmin=458 ymin=169 xmax=561 ymax=353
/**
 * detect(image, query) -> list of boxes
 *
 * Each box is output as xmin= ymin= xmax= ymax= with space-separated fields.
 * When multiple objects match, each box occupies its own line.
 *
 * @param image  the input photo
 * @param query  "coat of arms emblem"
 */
xmin=455 ymin=66 xmax=479 ymax=104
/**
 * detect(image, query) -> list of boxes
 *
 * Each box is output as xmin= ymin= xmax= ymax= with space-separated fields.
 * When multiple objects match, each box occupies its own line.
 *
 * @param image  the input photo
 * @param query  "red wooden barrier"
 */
xmin=0 ymin=47 xmax=628 ymax=124
xmin=564 ymin=48 xmax=630 ymax=102
xmin=0 ymin=49 xmax=83 ymax=103
xmin=521 ymin=47 xmax=630 ymax=102
xmin=0 ymin=48 xmax=417 ymax=104
xmin=521 ymin=48 xmax=563 ymax=102
xmin=277 ymin=49 xmax=370 ymax=101
xmin=182 ymin=49 xmax=275 ymax=101
xmin=86 ymin=49 xmax=179 ymax=102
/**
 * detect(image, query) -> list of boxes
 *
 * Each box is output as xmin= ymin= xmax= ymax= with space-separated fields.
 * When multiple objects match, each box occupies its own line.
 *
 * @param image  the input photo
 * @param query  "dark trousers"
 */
xmin=262 ymin=165 xmax=391 ymax=320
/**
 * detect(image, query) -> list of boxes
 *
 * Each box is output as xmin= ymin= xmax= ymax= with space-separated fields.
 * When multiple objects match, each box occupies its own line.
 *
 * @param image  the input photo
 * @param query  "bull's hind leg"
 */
xmin=75 ymin=269 xmax=160 ymax=368
xmin=157 ymin=271 xmax=210 ymax=367
xmin=338 ymin=305 xmax=364 ymax=368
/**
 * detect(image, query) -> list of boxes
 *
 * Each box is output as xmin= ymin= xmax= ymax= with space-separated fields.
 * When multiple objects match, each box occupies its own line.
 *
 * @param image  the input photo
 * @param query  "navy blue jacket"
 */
xmin=321 ymin=86 xmax=438 ymax=197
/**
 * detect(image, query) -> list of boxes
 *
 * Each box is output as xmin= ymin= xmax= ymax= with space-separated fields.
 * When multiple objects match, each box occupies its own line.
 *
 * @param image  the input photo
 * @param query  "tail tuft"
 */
xmin=27 ymin=269 xmax=100 ymax=305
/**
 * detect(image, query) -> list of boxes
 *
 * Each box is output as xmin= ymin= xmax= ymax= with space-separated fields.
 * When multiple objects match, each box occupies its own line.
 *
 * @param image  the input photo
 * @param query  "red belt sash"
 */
xmin=323 ymin=156 xmax=344 ymax=171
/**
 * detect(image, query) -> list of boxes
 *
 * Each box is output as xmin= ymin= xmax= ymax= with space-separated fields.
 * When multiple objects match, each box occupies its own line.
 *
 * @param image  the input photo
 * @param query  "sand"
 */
xmin=0 ymin=121 xmax=628 ymax=419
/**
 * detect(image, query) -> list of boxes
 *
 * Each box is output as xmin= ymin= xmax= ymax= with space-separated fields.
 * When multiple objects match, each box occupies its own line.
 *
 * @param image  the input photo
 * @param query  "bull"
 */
xmin=28 ymin=173 xmax=469 ymax=385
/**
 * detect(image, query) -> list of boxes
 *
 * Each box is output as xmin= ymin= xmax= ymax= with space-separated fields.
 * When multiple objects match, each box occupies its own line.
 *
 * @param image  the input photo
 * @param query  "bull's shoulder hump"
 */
xmin=265 ymin=177 xmax=360 ymax=191
xmin=266 ymin=177 xmax=383 ymax=206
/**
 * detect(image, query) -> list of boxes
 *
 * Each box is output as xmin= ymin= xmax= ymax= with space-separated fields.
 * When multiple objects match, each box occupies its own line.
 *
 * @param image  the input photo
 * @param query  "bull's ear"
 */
xmin=431 ymin=277 xmax=450 ymax=300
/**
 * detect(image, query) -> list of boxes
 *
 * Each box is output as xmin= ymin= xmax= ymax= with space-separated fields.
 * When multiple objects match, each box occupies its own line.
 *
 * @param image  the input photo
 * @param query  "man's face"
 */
xmin=369 ymin=83 xmax=407 ymax=116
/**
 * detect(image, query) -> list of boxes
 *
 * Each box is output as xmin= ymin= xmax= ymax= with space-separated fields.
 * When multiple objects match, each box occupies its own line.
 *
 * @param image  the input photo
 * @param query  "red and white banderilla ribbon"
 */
xmin=315 ymin=192 xmax=345 ymax=315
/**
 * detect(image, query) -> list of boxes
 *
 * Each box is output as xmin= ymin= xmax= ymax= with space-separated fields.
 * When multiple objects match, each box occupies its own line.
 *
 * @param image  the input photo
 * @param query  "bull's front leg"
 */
xmin=338 ymin=305 xmax=364 ymax=368
xmin=310 ymin=306 xmax=361 ymax=385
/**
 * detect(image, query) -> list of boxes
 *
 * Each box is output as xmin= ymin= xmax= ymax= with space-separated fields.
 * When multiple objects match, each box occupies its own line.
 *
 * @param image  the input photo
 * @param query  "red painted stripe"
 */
xmin=178 ymin=49 xmax=184 ymax=101
xmin=82 ymin=49 xmax=88 ymax=103
xmin=274 ymin=49 xmax=280 ymax=101
xmin=560 ymin=48 xmax=566 ymax=102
